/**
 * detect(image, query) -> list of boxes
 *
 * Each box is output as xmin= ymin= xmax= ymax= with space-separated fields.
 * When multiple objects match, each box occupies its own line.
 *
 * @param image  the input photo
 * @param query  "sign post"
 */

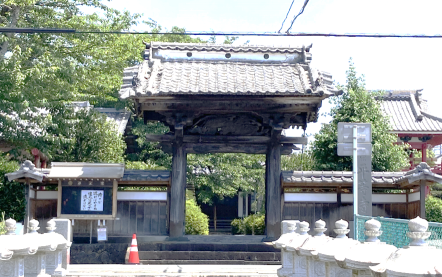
xmin=338 ymin=123 xmax=372 ymax=240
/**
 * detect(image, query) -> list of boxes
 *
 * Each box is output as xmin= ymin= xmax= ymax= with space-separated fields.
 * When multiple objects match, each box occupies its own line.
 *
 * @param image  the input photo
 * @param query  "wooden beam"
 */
xmin=146 ymin=134 xmax=308 ymax=145
xmin=161 ymin=143 xmax=297 ymax=155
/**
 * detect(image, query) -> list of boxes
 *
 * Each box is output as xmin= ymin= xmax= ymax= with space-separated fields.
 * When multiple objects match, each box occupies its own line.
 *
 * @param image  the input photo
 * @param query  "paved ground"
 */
xmin=66 ymin=264 xmax=279 ymax=277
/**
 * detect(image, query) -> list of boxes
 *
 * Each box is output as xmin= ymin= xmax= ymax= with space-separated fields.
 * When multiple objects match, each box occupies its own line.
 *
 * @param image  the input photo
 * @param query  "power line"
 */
xmin=2 ymin=28 xmax=442 ymax=38
xmin=286 ymin=0 xmax=310 ymax=33
xmin=278 ymin=0 xmax=296 ymax=33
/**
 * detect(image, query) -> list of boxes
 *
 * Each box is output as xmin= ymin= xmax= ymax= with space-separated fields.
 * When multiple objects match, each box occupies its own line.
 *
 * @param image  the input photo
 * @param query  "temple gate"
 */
xmin=119 ymin=42 xmax=341 ymax=240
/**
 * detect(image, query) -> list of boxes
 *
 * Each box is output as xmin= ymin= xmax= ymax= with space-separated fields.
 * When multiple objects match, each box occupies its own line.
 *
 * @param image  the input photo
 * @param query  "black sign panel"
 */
xmin=60 ymin=186 xmax=113 ymax=215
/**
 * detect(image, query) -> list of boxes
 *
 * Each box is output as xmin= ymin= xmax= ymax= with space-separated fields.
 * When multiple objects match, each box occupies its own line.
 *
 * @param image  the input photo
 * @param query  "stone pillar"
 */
xmin=0 ymin=259 xmax=25 ymax=277
xmin=265 ymin=126 xmax=282 ymax=240
xmin=357 ymin=155 xmax=372 ymax=216
xmin=46 ymin=219 xmax=69 ymax=276
xmin=169 ymin=127 xmax=187 ymax=240
xmin=273 ymin=220 xmax=298 ymax=277
xmin=52 ymin=219 xmax=72 ymax=270
xmin=1 ymin=218 xmax=25 ymax=277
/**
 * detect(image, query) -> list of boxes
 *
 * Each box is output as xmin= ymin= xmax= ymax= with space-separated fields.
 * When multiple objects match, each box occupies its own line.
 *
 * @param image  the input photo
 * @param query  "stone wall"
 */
xmin=70 ymin=243 xmax=128 ymax=264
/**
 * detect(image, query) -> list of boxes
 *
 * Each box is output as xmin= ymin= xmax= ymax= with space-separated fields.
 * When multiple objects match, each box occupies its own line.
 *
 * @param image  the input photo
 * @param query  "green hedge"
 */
xmin=231 ymin=213 xmax=265 ymax=235
xmin=0 ymin=212 xmax=5 ymax=235
xmin=426 ymin=195 xmax=442 ymax=223
xmin=185 ymin=199 xmax=209 ymax=235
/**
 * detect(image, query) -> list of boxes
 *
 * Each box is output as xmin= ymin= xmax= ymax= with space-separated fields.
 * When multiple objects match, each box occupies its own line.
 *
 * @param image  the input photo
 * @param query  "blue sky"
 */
xmin=104 ymin=0 xmax=442 ymax=138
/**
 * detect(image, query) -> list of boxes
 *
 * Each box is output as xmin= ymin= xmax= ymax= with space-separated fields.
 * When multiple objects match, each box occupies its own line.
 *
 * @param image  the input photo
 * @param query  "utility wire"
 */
xmin=278 ymin=0 xmax=296 ymax=33
xmin=286 ymin=0 xmax=310 ymax=33
xmin=2 ymin=28 xmax=442 ymax=38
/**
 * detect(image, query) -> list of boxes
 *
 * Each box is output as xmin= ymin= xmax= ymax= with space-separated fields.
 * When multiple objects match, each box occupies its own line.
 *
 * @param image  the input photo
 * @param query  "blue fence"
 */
xmin=355 ymin=214 xmax=442 ymax=249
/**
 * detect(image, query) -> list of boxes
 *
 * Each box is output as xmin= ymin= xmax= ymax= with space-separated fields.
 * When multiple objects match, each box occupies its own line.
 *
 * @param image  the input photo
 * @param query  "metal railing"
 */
xmin=355 ymin=214 xmax=442 ymax=249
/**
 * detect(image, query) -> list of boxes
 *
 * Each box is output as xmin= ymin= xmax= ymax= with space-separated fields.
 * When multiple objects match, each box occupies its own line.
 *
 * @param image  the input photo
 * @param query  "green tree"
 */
xmin=281 ymin=151 xmax=314 ymax=171
xmin=0 ymin=152 xmax=24 ymax=221
xmin=42 ymin=108 xmax=126 ymax=163
xmin=187 ymin=153 xmax=265 ymax=205
xmin=311 ymin=61 xmax=409 ymax=171
xmin=426 ymin=195 xmax=442 ymax=223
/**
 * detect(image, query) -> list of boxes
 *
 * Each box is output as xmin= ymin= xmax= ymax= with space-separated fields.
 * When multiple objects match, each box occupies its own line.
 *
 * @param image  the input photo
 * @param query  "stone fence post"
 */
xmin=0 ymin=218 xmax=71 ymax=277
xmin=274 ymin=216 xmax=442 ymax=277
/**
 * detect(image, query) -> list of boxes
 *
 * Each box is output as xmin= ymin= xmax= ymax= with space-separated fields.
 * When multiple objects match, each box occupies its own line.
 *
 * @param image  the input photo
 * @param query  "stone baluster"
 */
xmin=273 ymin=220 xmax=299 ymax=277
xmin=5 ymin=218 xmax=17 ymax=235
xmin=44 ymin=219 xmax=70 ymax=277
xmin=335 ymin=218 xmax=397 ymax=277
xmin=284 ymin=221 xmax=311 ymax=277
xmin=24 ymin=219 xmax=51 ymax=277
xmin=297 ymin=220 xmax=332 ymax=277
xmin=313 ymin=219 xmax=356 ymax=277
xmin=370 ymin=216 xmax=442 ymax=276
xmin=51 ymin=219 xmax=72 ymax=271
xmin=0 ymin=218 xmax=25 ymax=277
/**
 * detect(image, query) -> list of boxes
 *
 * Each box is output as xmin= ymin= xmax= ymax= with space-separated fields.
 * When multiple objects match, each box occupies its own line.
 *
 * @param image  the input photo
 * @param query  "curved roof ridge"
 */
xmin=148 ymin=41 xmax=313 ymax=53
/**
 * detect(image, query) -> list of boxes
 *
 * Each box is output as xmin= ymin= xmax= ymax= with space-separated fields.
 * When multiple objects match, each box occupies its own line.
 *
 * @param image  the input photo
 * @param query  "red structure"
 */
xmin=379 ymin=90 xmax=442 ymax=174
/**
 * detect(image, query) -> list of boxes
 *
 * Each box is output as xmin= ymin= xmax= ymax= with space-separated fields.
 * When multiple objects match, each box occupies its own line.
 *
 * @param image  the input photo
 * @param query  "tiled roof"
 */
xmin=379 ymin=90 xmax=442 ymax=133
xmin=150 ymin=42 xmax=312 ymax=53
xmin=119 ymin=42 xmax=341 ymax=98
xmin=121 ymin=170 xmax=170 ymax=182
xmin=94 ymin=108 xmax=131 ymax=135
xmin=282 ymin=171 xmax=405 ymax=186
xmin=282 ymin=163 xmax=442 ymax=187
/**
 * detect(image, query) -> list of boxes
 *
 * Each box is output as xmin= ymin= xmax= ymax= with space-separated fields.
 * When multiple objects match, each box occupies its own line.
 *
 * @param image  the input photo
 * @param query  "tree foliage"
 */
xmin=42 ymin=108 xmax=126 ymax=163
xmin=185 ymin=199 xmax=209 ymax=235
xmin=311 ymin=61 xmax=409 ymax=171
xmin=426 ymin=195 xmax=442 ymax=223
xmin=0 ymin=153 xmax=24 ymax=221
xmin=0 ymin=0 xmax=206 ymax=162
xmin=187 ymin=154 xmax=265 ymax=205
xmin=281 ymin=152 xmax=314 ymax=171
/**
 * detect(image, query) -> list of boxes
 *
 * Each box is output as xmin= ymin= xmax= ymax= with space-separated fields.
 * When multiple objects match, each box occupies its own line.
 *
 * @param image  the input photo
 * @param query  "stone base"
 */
xmin=277 ymin=267 xmax=293 ymax=277
xmin=166 ymin=236 xmax=190 ymax=241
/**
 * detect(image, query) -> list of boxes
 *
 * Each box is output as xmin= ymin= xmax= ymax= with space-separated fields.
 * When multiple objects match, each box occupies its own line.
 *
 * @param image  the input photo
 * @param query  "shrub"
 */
xmin=244 ymin=213 xmax=265 ymax=235
xmin=426 ymin=195 xmax=442 ymax=223
xmin=231 ymin=218 xmax=244 ymax=235
xmin=0 ymin=212 xmax=6 ymax=235
xmin=185 ymin=199 xmax=209 ymax=235
xmin=231 ymin=213 xmax=265 ymax=235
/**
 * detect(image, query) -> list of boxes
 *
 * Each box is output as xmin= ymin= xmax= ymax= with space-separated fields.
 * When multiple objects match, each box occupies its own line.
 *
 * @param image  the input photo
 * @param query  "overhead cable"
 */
xmin=1 ymin=28 xmax=442 ymax=38
xmin=286 ymin=0 xmax=310 ymax=33
xmin=278 ymin=0 xmax=296 ymax=33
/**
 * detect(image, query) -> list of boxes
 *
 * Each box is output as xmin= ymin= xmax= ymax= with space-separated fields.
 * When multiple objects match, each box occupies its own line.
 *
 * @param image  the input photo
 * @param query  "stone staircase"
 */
xmin=67 ymin=264 xmax=279 ymax=277
xmin=126 ymin=236 xmax=281 ymax=265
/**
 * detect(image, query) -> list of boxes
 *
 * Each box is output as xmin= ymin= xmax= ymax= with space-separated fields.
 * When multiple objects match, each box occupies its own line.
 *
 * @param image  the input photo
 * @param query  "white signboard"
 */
xmin=81 ymin=190 xmax=104 ymax=211
xmin=97 ymin=227 xmax=107 ymax=241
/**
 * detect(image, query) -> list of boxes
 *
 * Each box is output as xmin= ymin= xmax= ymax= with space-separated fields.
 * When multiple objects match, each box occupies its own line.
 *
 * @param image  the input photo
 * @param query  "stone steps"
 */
xmin=66 ymin=264 xmax=279 ymax=277
xmin=128 ymin=242 xmax=281 ymax=265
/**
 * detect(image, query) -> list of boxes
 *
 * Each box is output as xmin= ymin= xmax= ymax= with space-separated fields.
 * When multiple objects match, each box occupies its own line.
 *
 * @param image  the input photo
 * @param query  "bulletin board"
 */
xmin=57 ymin=179 xmax=117 ymax=220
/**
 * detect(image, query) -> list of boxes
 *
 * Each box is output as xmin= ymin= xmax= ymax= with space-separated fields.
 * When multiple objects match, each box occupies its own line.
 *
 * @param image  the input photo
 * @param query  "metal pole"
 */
xmin=353 ymin=126 xmax=358 ymax=240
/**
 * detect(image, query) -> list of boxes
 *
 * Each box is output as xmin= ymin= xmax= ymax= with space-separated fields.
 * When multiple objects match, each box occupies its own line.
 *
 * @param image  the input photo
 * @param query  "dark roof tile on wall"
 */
xmin=121 ymin=170 xmax=170 ymax=182
xmin=282 ymin=171 xmax=405 ymax=186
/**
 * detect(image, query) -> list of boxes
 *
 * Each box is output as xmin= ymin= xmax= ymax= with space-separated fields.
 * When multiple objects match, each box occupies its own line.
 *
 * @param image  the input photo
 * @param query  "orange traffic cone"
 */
xmin=128 ymin=233 xmax=140 ymax=264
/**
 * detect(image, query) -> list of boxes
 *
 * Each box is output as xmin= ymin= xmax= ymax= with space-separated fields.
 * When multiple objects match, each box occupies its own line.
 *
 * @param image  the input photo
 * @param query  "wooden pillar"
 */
xmin=406 ymin=189 xmax=410 ymax=219
xmin=169 ymin=124 xmax=188 ymax=240
xmin=265 ymin=126 xmax=282 ymax=240
xmin=24 ymin=178 xmax=31 ymax=234
xmin=420 ymin=179 xmax=426 ymax=219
